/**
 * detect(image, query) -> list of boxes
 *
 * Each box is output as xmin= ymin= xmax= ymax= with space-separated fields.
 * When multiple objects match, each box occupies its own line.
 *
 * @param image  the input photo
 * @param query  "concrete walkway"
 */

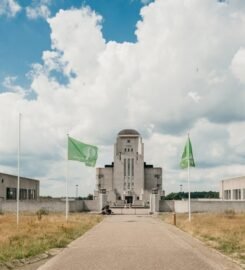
xmin=38 ymin=215 xmax=242 ymax=270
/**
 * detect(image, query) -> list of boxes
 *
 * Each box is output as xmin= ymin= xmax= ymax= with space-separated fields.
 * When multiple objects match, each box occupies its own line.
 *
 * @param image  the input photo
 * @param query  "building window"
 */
xmin=125 ymin=148 xmax=127 ymax=152
xmin=118 ymin=196 xmax=121 ymax=200
xmin=119 ymin=152 xmax=121 ymax=160
xmin=6 ymin=187 xmax=16 ymax=200
xmin=137 ymin=196 xmax=139 ymax=200
xmin=224 ymin=190 xmax=231 ymax=200
xmin=28 ymin=189 xmax=36 ymax=200
xmin=128 ymin=148 xmax=130 ymax=152
xmin=127 ymin=140 xmax=130 ymax=143
xmin=128 ymin=159 xmax=130 ymax=176
xmin=132 ymin=158 xmax=134 ymax=177
xmin=131 ymin=148 xmax=133 ymax=152
xmin=128 ymin=183 xmax=130 ymax=189
xmin=233 ymin=189 xmax=241 ymax=200
xmin=124 ymin=159 xmax=126 ymax=177
xmin=228 ymin=190 xmax=231 ymax=199
xmin=132 ymin=182 xmax=134 ymax=186
xmin=20 ymin=189 xmax=27 ymax=200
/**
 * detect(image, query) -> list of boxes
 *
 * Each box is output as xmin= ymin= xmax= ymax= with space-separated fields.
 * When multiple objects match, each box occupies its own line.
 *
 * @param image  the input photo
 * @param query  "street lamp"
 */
xmin=75 ymin=184 xmax=78 ymax=198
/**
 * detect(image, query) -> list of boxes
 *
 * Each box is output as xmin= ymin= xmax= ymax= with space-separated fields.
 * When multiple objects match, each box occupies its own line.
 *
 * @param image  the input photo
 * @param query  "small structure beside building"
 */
xmin=0 ymin=172 xmax=39 ymax=201
xmin=94 ymin=129 xmax=164 ymax=206
xmin=220 ymin=176 xmax=245 ymax=200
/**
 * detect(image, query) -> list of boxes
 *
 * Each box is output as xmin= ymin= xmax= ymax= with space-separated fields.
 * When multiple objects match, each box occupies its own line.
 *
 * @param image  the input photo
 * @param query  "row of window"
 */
xmin=124 ymin=158 xmax=134 ymax=177
xmin=224 ymin=189 xmax=245 ymax=200
xmin=119 ymin=151 xmax=139 ymax=161
xmin=6 ymin=187 xmax=36 ymax=200
xmin=124 ymin=148 xmax=133 ymax=152
xmin=117 ymin=196 xmax=140 ymax=201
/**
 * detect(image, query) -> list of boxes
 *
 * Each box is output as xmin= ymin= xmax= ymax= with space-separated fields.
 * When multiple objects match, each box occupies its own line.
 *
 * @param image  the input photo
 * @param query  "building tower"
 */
xmin=95 ymin=129 xmax=163 ymax=206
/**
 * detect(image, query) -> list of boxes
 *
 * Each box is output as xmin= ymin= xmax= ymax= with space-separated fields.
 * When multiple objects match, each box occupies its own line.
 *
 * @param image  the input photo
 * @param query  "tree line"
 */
xmin=165 ymin=191 xmax=219 ymax=200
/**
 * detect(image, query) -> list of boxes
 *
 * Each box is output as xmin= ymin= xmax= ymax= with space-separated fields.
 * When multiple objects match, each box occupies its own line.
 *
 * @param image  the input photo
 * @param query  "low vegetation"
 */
xmin=164 ymin=191 xmax=219 ymax=200
xmin=160 ymin=212 xmax=245 ymax=268
xmin=0 ymin=213 xmax=103 ymax=263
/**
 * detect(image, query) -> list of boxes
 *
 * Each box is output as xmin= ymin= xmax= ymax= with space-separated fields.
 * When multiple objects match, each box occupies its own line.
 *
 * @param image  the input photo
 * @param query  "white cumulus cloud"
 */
xmin=26 ymin=0 xmax=51 ymax=20
xmin=1 ymin=0 xmax=245 ymax=196
xmin=0 ymin=0 xmax=21 ymax=17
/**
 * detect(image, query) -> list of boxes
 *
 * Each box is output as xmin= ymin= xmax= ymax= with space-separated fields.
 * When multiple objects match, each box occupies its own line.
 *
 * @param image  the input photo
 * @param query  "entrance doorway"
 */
xmin=125 ymin=196 xmax=133 ymax=204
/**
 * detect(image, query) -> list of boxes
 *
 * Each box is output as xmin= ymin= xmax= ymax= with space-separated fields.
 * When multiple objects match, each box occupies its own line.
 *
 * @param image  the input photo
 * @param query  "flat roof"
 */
xmin=0 ymin=172 xmax=39 ymax=183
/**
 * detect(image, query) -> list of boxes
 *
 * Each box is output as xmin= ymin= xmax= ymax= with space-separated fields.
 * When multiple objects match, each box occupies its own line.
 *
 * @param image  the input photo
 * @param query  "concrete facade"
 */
xmin=220 ymin=176 xmax=245 ymax=200
xmin=94 ymin=129 xmax=163 ymax=205
xmin=0 ymin=172 xmax=39 ymax=201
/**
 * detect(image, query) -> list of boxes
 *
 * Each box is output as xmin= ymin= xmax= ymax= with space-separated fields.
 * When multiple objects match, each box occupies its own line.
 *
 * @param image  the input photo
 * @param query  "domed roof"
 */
xmin=118 ymin=129 xmax=140 ymax=136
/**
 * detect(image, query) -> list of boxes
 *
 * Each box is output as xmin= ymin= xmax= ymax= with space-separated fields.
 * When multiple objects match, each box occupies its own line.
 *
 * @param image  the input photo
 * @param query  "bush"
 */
xmin=36 ymin=208 xmax=49 ymax=220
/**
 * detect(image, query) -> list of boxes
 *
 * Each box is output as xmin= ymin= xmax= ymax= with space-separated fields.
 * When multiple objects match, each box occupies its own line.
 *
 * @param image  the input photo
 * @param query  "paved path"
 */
xmin=38 ymin=215 xmax=242 ymax=270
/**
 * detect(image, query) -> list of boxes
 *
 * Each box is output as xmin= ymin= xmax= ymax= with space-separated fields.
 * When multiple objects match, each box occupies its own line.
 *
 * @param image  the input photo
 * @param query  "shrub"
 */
xmin=36 ymin=208 xmax=49 ymax=220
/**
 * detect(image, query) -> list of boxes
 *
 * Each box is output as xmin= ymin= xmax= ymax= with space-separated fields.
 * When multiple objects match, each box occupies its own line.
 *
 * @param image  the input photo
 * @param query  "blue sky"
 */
xmin=0 ymin=0 xmax=150 ymax=88
xmin=0 ymin=0 xmax=245 ymax=197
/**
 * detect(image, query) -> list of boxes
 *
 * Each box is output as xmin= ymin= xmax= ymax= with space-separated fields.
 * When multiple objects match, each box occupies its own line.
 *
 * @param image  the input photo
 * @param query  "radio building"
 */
xmin=0 ymin=173 xmax=39 ymax=201
xmin=95 ymin=129 xmax=163 ymax=205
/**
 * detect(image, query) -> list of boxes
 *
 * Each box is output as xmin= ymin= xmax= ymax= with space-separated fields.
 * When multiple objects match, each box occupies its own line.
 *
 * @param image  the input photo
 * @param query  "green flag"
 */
xmin=68 ymin=136 xmax=98 ymax=167
xmin=180 ymin=136 xmax=195 ymax=169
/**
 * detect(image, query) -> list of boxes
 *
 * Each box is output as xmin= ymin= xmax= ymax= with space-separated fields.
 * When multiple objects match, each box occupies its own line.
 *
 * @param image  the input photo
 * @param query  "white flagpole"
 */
xmin=188 ymin=158 xmax=191 ymax=222
xmin=66 ymin=134 xmax=69 ymax=221
xmin=17 ymin=113 xmax=21 ymax=225
xmin=187 ymin=133 xmax=191 ymax=222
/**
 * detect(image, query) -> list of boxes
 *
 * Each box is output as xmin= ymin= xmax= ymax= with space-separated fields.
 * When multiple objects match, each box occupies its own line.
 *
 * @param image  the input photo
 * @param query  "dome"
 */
xmin=118 ymin=129 xmax=140 ymax=136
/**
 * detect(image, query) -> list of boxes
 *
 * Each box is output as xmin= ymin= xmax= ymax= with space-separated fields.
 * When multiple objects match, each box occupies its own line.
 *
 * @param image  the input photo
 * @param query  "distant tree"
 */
xmin=77 ymin=194 xmax=94 ymax=200
xmin=164 ymin=192 xmax=183 ymax=200
xmin=165 ymin=191 xmax=219 ymax=200
xmin=87 ymin=194 xmax=93 ymax=200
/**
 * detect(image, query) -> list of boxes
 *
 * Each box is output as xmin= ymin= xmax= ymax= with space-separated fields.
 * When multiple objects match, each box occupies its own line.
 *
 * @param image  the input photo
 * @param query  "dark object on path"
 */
xmin=101 ymin=205 xmax=113 ymax=215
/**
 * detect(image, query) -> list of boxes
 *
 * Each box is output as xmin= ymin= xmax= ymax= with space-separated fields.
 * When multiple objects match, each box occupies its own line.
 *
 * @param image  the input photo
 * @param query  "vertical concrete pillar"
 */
xmin=150 ymin=194 xmax=153 ymax=212
xmin=241 ymin=188 xmax=245 ymax=200
xmin=99 ymin=189 xmax=107 ymax=211
xmin=231 ymin=189 xmax=234 ymax=200
xmin=220 ymin=180 xmax=224 ymax=200
xmin=150 ymin=190 xmax=160 ymax=213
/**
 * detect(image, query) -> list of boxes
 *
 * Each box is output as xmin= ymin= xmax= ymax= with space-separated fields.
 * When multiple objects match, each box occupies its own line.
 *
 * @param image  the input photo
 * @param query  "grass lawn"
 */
xmin=160 ymin=212 xmax=245 ymax=268
xmin=0 ymin=213 xmax=103 ymax=263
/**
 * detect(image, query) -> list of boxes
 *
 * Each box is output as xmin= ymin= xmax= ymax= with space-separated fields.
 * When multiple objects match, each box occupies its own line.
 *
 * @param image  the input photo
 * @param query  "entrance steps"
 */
xmin=110 ymin=207 xmax=150 ymax=215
